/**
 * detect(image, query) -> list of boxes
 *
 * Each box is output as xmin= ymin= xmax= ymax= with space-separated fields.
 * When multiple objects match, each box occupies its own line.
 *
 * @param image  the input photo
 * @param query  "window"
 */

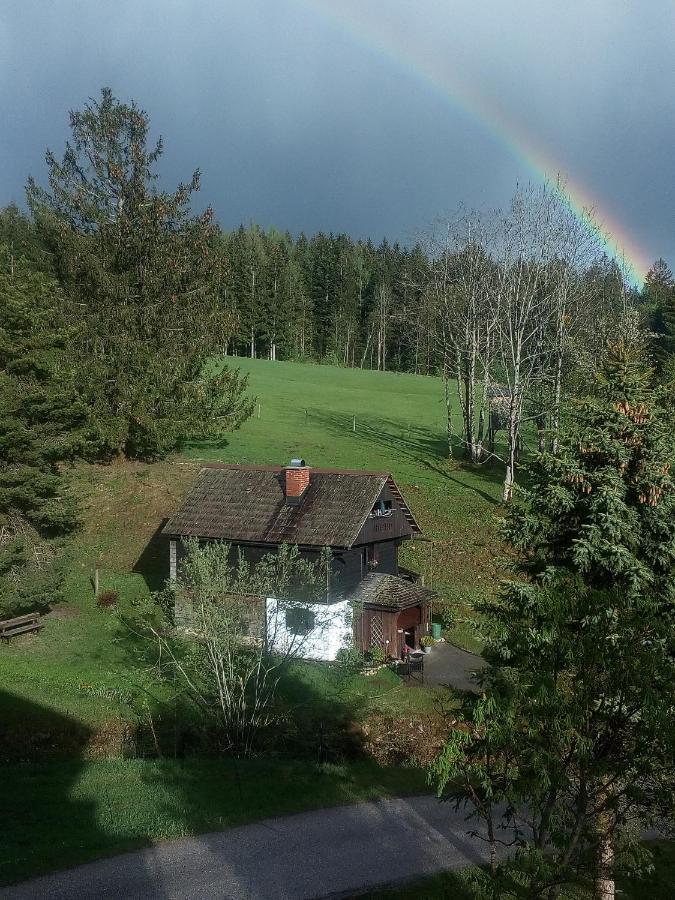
xmin=285 ymin=606 xmax=315 ymax=636
xmin=370 ymin=499 xmax=393 ymax=518
xmin=366 ymin=544 xmax=379 ymax=569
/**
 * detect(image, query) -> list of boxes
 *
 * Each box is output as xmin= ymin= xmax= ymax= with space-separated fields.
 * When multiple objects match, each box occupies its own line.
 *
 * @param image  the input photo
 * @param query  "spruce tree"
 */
xmin=0 ymin=252 xmax=85 ymax=614
xmin=644 ymin=258 xmax=675 ymax=372
xmin=433 ymin=341 xmax=675 ymax=898
xmin=27 ymin=88 xmax=252 ymax=458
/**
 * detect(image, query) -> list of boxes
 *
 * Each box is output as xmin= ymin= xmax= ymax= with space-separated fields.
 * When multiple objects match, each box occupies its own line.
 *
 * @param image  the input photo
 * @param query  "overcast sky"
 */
xmin=1 ymin=0 xmax=673 ymax=276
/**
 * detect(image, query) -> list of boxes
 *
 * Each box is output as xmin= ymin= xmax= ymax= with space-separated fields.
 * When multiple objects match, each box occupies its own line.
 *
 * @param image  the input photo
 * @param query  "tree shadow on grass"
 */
xmin=180 ymin=435 xmax=231 ymax=456
xmin=307 ymin=410 xmax=505 ymax=506
xmin=0 ymin=689 xmax=152 ymax=894
xmin=0 ymin=651 xmax=439 ymax=893
xmin=123 ymin=661 xmax=434 ymax=882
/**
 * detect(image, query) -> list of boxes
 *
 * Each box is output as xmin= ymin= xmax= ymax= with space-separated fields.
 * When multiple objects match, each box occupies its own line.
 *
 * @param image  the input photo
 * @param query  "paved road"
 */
xmin=1 ymin=795 xmax=504 ymax=900
xmin=423 ymin=642 xmax=484 ymax=692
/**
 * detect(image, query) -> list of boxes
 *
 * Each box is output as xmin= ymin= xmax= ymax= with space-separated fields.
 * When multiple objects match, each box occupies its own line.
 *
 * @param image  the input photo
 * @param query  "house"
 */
xmin=162 ymin=459 xmax=435 ymax=661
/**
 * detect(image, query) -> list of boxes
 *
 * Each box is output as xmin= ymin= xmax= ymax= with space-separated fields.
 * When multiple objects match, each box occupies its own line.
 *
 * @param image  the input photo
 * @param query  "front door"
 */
xmin=397 ymin=605 xmax=422 ymax=653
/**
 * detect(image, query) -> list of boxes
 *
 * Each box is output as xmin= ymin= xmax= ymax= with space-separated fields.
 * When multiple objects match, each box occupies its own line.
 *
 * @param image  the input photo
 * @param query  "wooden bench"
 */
xmin=0 ymin=612 xmax=43 ymax=640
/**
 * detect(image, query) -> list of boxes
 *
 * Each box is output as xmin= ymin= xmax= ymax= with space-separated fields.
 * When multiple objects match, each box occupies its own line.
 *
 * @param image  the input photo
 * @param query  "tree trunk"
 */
xmin=551 ymin=341 xmax=564 ymax=454
xmin=594 ymin=830 xmax=614 ymax=900
xmin=476 ymin=369 xmax=490 ymax=460
xmin=444 ymin=368 xmax=453 ymax=458
xmin=503 ymin=406 xmax=518 ymax=502
xmin=594 ymin=794 xmax=615 ymax=900
xmin=465 ymin=369 xmax=476 ymax=461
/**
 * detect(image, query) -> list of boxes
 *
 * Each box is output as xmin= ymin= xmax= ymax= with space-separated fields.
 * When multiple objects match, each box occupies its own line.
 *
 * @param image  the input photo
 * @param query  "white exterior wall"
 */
xmin=266 ymin=598 xmax=352 ymax=662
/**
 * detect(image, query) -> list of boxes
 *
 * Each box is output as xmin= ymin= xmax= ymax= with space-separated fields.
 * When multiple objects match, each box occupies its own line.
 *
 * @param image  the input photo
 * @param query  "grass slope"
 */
xmin=1 ymin=758 xmax=428 ymax=886
xmin=198 ymin=358 xmax=506 ymax=629
xmin=0 ymin=358 xmax=502 ymax=881
xmin=1 ymin=358 xmax=671 ymax=892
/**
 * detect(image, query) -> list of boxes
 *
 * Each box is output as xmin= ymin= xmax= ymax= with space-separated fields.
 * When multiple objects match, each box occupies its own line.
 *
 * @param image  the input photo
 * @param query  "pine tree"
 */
xmin=27 ymin=88 xmax=252 ymax=458
xmin=433 ymin=341 xmax=675 ymax=898
xmin=0 ymin=251 xmax=85 ymax=614
xmin=644 ymin=258 xmax=675 ymax=371
xmin=0 ymin=203 xmax=51 ymax=274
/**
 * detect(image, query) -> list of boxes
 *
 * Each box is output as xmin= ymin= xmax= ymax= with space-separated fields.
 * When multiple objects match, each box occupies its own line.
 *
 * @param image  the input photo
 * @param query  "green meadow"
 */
xmin=1 ymin=357 xmax=504 ymax=737
xmin=0 ymin=357 xmax=506 ymax=883
xmin=199 ymin=358 xmax=506 ymax=615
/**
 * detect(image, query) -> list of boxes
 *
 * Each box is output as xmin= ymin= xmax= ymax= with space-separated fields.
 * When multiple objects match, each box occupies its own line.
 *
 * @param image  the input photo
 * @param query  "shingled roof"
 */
xmin=347 ymin=573 xmax=436 ymax=610
xmin=162 ymin=464 xmax=418 ymax=549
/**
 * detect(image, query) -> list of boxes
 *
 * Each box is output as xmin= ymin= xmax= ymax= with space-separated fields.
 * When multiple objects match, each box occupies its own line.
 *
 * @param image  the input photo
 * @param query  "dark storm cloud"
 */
xmin=1 ymin=0 xmax=672 ymax=266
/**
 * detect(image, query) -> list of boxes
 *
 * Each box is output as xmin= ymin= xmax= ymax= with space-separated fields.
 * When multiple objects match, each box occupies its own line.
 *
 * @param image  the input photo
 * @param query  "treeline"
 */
xmin=178 ymin=191 xmax=675 ymax=506
xmin=219 ymin=226 xmax=435 ymax=372
xmin=206 ymin=226 xmax=674 ymax=381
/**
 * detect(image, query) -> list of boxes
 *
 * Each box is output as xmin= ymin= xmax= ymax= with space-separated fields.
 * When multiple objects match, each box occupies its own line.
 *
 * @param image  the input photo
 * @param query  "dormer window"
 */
xmin=370 ymin=499 xmax=393 ymax=518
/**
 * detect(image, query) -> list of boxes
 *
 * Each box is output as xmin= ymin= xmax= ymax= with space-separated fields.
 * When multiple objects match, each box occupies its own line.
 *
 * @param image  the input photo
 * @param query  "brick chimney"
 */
xmin=284 ymin=458 xmax=310 ymax=504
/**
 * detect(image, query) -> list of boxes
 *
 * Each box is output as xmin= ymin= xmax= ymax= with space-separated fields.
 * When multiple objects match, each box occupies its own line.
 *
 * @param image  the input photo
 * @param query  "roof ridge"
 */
xmin=199 ymin=463 xmax=390 ymax=477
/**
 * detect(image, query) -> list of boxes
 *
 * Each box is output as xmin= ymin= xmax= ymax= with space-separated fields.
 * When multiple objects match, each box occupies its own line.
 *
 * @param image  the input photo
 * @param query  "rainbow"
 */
xmin=299 ymin=0 xmax=651 ymax=286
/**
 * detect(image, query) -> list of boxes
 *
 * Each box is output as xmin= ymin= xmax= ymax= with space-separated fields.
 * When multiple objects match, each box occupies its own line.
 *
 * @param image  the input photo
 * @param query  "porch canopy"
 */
xmin=348 ymin=573 xmax=436 ymax=654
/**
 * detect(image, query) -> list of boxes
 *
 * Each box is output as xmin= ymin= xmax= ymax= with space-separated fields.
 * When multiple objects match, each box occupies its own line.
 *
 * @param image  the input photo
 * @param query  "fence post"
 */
xmin=94 ymin=568 xmax=99 ymax=595
xmin=352 ymin=415 xmax=356 ymax=433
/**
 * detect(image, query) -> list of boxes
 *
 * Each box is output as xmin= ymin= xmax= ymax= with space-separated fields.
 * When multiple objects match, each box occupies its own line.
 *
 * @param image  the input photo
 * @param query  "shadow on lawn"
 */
xmin=0 ymin=668 xmax=434 ymax=889
xmin=132 ymin=518 xmax=170 ymax=594
xmin=0 ymin=689 xmax=169 ymax=894
xmin=307 ymin=410 xmax=505 ymax=506
xmin=0 ymin=690 xmax=139 ymax=890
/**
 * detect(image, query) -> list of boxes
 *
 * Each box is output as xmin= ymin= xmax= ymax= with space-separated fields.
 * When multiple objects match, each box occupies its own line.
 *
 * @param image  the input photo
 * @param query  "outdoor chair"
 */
xmin=395 ymin=652 xmax=424 ymax=684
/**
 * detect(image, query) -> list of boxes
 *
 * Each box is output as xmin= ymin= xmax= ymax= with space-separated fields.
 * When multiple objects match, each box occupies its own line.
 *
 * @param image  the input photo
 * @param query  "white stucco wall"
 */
xmin=266 ymin=598 xmax=352 ymax=662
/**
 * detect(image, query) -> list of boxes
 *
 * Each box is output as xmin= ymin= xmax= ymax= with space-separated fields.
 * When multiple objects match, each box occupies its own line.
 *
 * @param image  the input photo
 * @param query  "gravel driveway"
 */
xmin=422 ymin=641 xmax=484 ymax=692
xmin=1 ymin=794 xmax=505 ymax=900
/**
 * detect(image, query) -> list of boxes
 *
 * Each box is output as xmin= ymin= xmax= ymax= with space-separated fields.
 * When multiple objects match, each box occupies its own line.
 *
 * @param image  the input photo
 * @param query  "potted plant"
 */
xmin=420 ymin=635 xmax=436 ymax=654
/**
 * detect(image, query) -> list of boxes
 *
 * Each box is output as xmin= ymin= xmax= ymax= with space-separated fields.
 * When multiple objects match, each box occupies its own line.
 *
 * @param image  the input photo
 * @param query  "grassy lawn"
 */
xmin=1 ymin=358 xmax=500 ymax=740
xmin=0 ymin=757 xmax=429 ymax=886
xmin=0 ymin=358 xmax=502 ymax=881
xmin=356 ymin=841 xmax=675 ymax=899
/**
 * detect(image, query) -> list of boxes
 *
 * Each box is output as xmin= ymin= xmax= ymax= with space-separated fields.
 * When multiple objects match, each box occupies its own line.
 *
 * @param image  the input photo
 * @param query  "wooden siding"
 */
xmin=352 ymin=484 xmax=413 ymax=546
xmin=354 ymin=601 xmax=431 ymax=656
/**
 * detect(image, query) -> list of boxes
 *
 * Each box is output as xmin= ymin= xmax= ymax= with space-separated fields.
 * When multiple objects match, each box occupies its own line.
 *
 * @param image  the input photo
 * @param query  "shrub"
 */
xmin=369 ymin=646 xmax=387 ymax=667
xmin=361 ymin=713 xmax=448 ymax=767
xmin=334 ymin=646 xmax=364 ymax=671
xmin=96 ymin=589 xmax=119 ymax=608
xmin=434 ymin=600 xmax=455 ymax=631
